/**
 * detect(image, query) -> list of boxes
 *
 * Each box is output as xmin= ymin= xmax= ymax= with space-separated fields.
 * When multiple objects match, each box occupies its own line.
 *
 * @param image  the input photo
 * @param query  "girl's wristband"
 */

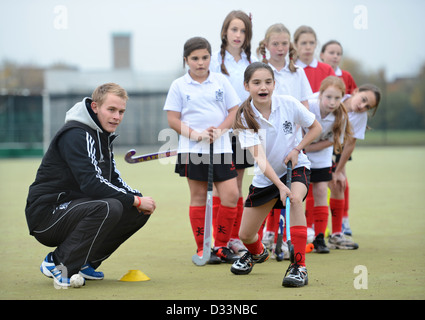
xmin=293 ymin=147 xmax=301 ymax=153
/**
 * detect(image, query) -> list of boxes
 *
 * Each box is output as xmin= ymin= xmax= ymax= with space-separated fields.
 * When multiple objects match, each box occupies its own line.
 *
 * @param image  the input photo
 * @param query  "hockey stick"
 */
xmin=124 ymin=149 xmax=178 ymax=164
xmin=192 ymin=143 xmax=214 ymax=266
xmin=275 ymin=161 xmax=295 ymax=263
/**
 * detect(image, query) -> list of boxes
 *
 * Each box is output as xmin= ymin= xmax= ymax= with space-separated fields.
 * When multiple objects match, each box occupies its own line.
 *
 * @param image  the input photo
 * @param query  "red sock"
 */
xmin=313 ymin=206 xmax=329 ymax=236
xmin=272 ymin=209 xmax=284 ymax=242
xmin=212 ymin=196 xmax=221 ymax=240
xmin=189 ymin=206 xmax=205 ymax=252
xmin=305 ymin=184 xmax=314 ymax=228
xmin=214 ymin=205 xmax=238 ymax=248
xmin=230 ymin=197 xmax=244 ymax=239
xmin=344 ymin=180 xmax=349 ymax=218
xmin=330 ymin=198 xmax=344 ymax=234
xmin=244 ymin=236 xmax=263 ymax=255
xmin=290 ymin=226 xmax=307 ymax=266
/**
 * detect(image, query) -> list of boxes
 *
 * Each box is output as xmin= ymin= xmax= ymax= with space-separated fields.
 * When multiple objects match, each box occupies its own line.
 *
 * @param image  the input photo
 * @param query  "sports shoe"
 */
xmin=282 ymin=264 xmax=308 ymax=287
xmin=230 ymin=245 xmax=269 ymax=275
xmin=214 ymin=247 xmax=239 ymax=263
xmin=228 ymin=238 xmax=248 ymax=256
xmin=79 ymin=264 xmax=104 ymax=280
xmin=262 ymin=231 xmax=275 ymax=250
xmin=272 ymin=240 xmax=290 ymax=260
xmin=40 ymin=252 xmax=73 ymax=288
xmin=328 ymin=233 xmax=359 ymax=250
xmin=231 ymin=252 xmax=254 ymax=275
xmin=307 ymin=227 xmax=315 ymax=243
xmin=342 ymin=217 xmax=352 ymax=236
xmin=312 ymin=233 xmax=330 ymax=254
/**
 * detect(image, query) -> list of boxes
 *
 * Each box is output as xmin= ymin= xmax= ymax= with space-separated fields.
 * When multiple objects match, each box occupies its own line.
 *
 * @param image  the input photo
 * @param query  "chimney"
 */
xmin=113 ymin=33 xmax=131 ymax=69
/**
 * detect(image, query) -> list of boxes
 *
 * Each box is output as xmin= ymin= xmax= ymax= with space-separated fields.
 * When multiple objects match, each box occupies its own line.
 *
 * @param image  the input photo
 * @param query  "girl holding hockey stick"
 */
xmin=164 ymin=37 xmax=241 ymax=263
xmin=210 ymin=10 xmax=257 ymax=256
xmin=256 ymin=23 xmax=313 ymax=257
xmin=230 ymin=62 xmax=321 ymax=287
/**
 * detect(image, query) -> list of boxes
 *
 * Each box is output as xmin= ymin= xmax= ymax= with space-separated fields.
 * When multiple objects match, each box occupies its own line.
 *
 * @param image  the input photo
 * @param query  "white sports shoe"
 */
xmin=328 ymin=233 xmax=359 ymax=250
xmin=261 ymin=231 xmax=275 ymax=250
xmin=307 ymin=227 xmax=315 ymax=243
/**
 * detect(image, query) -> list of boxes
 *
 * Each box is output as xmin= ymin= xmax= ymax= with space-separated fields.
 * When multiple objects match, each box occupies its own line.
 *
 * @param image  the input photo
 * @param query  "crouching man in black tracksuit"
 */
xmin=25 ymin=83 xmax=156 ymax=287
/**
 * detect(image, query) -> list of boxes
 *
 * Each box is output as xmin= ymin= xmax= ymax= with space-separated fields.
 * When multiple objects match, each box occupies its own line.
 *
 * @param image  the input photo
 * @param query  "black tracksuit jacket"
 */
xmin=25 ymin=97 xmax=141 ymax=235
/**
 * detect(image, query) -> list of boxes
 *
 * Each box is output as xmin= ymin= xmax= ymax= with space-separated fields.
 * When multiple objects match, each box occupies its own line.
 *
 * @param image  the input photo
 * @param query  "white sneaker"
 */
xmin=272 ymin=240 xmax=290 ymax=260
xmin=328 ymin=233 xmax=359 ymax=250
xmin=307 ymin=227 xmax=315 ymax=243
xmin=228 ymin=238 xmax=247 ymax=256
xmin=261 ymin=231 xmax=275 ymax=250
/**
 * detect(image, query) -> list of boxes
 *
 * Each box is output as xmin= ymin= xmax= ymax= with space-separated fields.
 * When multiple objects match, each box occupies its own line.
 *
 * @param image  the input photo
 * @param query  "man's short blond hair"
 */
xmin=91 ymin=83 xmax=128 ymax=106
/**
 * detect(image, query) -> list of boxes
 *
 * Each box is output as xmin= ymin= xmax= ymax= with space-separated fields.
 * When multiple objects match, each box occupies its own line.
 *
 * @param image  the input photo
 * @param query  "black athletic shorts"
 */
xmin=245 ymin=167 xmax=311 ymax=208
xmin=231 ymin=133 xmax=254 ymax=170
xmin=175 ymin=152 xmax=238 ymax=182
xmin=310 ymin=167 xmax=332 ymax=183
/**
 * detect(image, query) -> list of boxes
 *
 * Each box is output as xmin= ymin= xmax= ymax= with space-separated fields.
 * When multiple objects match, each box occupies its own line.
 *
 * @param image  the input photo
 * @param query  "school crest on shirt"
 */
xmin=282 ymin=121 xmax=293 ymax=134
xmin=215 ymin=89 xmax=224 ymax=102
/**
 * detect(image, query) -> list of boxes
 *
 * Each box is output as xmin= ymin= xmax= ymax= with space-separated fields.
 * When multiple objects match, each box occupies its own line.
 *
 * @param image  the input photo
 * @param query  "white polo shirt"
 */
xmin=210 ymin=50 xmax=258 ymax=102
xmin=269 ymin=63 xmax=313 ymax=102
xmin=237 ymin=95 xmax=315 ymax=188
xmin=163 ymin=71 xmax=241 ymax=154
xmin=305 ymin=98 xmax=345 ymax=168
xmin=343 ymin=95 xmax=368 ymax=140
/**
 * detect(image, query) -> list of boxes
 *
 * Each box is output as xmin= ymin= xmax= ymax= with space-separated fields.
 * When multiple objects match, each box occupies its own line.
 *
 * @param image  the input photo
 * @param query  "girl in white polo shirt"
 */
xmin=230 ymin=62 xmax=321 ymax=287
xmin=164 ymin=37 xmax=241 ymax=263
xmin=304 ymin=76 xmax=353 ymax=252
xmin=210 ymin=10 xmax=258 ymax=255
xmin=257 ymin=23 xmax=313 ymax=256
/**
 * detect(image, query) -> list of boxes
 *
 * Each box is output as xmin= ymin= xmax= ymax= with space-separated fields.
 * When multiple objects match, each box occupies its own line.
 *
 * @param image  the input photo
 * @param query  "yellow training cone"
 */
xmin=119 ymin=270 xmax=150 ymax=282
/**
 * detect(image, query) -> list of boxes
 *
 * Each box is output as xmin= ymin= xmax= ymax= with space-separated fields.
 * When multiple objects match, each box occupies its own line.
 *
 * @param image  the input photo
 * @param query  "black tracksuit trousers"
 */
xmin=32 ymin=198 xmax=150 ymax=276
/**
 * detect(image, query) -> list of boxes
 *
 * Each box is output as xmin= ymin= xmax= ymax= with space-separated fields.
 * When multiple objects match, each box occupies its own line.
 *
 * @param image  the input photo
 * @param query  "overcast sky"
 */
xmin=1 ymin=0 xmax=424 ymax=81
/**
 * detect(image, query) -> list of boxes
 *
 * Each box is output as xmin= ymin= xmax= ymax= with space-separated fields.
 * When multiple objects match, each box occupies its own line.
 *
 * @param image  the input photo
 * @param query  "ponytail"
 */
xmin=233 ymin=97 xmax=260 ymax=133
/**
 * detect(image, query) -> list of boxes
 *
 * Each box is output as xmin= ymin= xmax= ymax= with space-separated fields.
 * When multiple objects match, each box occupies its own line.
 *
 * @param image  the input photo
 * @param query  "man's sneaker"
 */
xmin=40 ymin=252 xmax=58 ymax=278
xmin=40 ymin=252 xmax=72 ymax=288
xmin=262 ymin=231 xmax=275 ymax=250
xmin=312 ymin=233 xmax=330 ymax=254
xmin=214 ymin=247 xmax=239 ymax=263
xmin=282 ymin=264 xmax=308 ymax=287
xmin=230 ymin=245 xmax=270 ymax=275
xmin=79 ymin=264 xmax=104 ymax=280
xmin=328 ymin=233 xmax=359 ymax=250
xmin=342 ymin=217 xmax=352 ymax=236
xmin=228 ymin=238 xmax=248 ymax=257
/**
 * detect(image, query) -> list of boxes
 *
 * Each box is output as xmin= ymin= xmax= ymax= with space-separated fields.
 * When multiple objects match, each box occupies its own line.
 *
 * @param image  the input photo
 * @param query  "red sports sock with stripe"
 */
xmin=230 ymin=197 xmax=244 ymax=239
xmin=313 ymin=206 xmax=329 ymax=236
xmin=330 ymin=198 xmax=344 ymax=234
xmin=244 ymin=235 xmax=263 ymax=255
xmin=214 ymin=205 xmax=238 ymax=248
xmin=290 ymin=226 xmax=307 ymax=266
xmin=189 ymin=206 xmax=206 ymax=252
